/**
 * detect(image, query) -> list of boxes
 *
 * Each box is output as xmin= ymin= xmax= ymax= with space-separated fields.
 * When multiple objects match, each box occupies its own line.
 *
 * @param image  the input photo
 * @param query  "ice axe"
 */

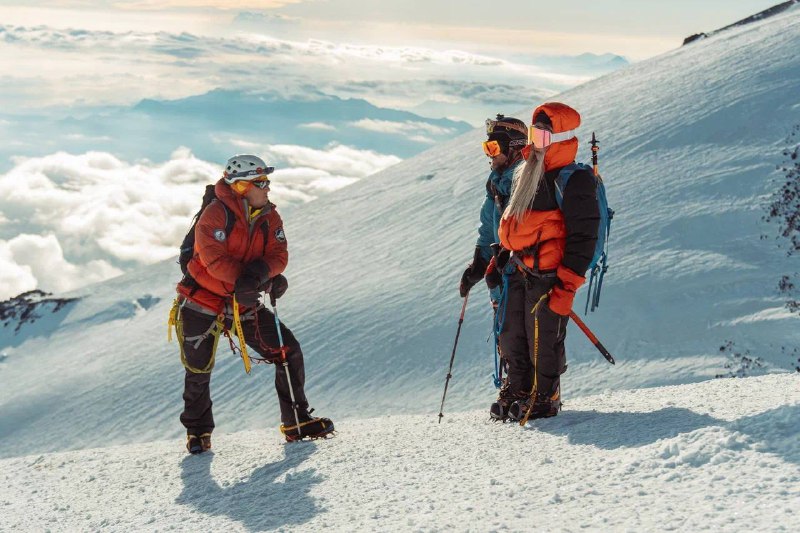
xmin=569 ymin=310 xmax=615 ymax=365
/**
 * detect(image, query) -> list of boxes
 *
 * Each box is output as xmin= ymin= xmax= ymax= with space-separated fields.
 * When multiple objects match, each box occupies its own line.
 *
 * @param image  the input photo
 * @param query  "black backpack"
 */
xmin=178 ymin=184 xmax=234 ymax=275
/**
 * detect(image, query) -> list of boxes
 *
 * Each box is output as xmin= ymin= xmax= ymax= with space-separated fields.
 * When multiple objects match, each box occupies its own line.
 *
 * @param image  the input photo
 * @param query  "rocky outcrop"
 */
xmin=683 ymin=1 xmax=800 ymax=45
xmin=0 ymin=290 xmax=79 ymax=333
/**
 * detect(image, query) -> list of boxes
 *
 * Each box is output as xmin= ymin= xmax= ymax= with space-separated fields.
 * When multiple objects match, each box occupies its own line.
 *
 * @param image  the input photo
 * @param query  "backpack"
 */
xmin=554 ymin=163 xmax=614 ymax=313
xmin=178 ymin=184 xmax=234 ymax=275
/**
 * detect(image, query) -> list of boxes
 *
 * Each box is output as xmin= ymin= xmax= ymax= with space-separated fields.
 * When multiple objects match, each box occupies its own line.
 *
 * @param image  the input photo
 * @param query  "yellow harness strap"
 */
xmin=168 ymin=297 xmax=252 ymax=375
xmin=520 ymin=292 xmax=550 ymax=426
xmin=168 ymin=298 xmax=222 ymax=374
xmin=232 ymin=296 xmax=252 ymax=374
xmin=168 ymin=298 xmax=180 ymax=342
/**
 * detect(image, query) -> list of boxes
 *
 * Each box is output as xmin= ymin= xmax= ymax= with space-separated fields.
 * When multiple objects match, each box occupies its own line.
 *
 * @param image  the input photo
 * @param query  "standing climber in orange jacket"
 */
xmin=487 ymin=103 xmax=599 ymax=422
xmin=175 ymin=154 xmax=334 ymax=452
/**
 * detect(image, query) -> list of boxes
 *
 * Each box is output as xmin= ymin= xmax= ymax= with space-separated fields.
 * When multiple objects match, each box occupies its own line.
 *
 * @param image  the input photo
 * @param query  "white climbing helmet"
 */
xmin=222 ymin=154 xmax=274 ymax=184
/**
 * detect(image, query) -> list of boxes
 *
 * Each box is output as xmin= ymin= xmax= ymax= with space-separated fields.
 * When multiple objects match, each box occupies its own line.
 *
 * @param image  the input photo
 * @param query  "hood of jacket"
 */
xmin=532 ymin=102 xmax=581 ymax=171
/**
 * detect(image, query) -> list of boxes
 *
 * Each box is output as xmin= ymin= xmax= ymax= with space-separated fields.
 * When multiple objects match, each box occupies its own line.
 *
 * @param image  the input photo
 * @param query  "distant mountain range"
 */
xmin=0 ymin=90 xmax=472 ymax=170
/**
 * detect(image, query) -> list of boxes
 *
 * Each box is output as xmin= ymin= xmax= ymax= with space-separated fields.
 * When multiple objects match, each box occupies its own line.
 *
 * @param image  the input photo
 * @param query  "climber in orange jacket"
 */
xmin=176 ymin=154 xmax=333 ymax=452
xmin=487 ymin=103 xmax=599 ymax=422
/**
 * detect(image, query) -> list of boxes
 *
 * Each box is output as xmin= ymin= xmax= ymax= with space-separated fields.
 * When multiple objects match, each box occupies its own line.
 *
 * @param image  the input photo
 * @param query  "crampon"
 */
xmin=280 ymin=416 xmax=335 ymax=443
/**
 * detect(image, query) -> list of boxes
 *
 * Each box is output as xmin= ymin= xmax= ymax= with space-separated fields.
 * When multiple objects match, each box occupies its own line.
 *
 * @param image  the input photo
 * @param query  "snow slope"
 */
xmin=2 ymin=7 xmax=800 ymax=460
xmin=2 ymin=374 xmax=798 ymax=532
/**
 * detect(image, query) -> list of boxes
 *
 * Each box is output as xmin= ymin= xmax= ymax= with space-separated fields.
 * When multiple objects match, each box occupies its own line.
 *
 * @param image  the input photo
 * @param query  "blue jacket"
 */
xmin=475 ymin=160 xmax=521 ymax=302
xmin=475 ymin=160 xmax=521 ymax=262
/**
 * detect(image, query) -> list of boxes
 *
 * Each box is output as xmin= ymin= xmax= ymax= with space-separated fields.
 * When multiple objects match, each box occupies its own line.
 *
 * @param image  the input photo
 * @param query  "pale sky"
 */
xmin=0 ymin=0 xmax=783 ymax=59
xmin=0 ymin=0 xmax=792 ymax=298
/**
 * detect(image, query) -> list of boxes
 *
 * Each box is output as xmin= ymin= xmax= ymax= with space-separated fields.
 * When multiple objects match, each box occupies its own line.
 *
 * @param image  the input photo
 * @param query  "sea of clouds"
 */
xmin=0 ymin=17 xmax=625 ymax=299
xmin=0 ymin=145 xmax=398 ymax=300
xmin=0 ymin=23 xmax=615 ymax=121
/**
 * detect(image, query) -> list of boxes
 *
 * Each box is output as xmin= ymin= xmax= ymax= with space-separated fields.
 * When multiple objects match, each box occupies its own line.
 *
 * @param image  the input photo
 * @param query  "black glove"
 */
xmin=495 ymin=248 xmax=510 ymax=270
xmin=269 ymin=274 xmax=288 ymax=302
xmin=485 ymin=248 xmax=510 ymax=291
xmin=242 ymin=260 xmax=270 ymax=286
xmin=234 ymin=260 xmax=270 ymax=308
xmin=459 ymin=247 xmax=488 ymax=298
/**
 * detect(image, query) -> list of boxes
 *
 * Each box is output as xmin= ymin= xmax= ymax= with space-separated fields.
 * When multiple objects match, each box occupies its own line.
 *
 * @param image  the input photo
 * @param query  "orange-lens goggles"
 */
xmin=482 ymin=140 xmax=503 ymax=157
xmin=231 ymin=178 xmax=270 ymax=194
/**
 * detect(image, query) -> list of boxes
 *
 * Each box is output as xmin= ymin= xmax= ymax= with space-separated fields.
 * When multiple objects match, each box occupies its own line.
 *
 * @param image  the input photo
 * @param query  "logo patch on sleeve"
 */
xmin=213 ymin=229 xmax=227 ymax=242
xmin=275 ymin=228 xmax=286 ymax=242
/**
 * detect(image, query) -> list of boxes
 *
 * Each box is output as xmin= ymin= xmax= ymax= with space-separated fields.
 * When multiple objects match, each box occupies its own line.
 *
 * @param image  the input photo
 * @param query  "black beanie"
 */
xmin=534 ymin=111 xmax=553 ymax=128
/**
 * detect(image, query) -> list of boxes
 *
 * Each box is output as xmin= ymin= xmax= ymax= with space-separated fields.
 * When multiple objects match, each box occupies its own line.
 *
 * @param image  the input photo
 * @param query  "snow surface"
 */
xmin=2 ymin=374 xmax=798 ymax=532
xmin=1 ymin=8 xmax=799 ymax=530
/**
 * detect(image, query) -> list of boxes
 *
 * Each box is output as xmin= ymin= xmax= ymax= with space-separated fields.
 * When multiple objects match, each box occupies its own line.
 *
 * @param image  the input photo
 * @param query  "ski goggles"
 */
xmin=528 ymin=126 xmax=576 ymax=149
xmin=482 ymin=138 xmax=526 ymax=157
xmin=223 ymin=166 xmax=275 ymax=183
xmin=231 ymin=177 xmax=271 ymax=194
xmin=482 ymin=140 xmax=503 ymax=157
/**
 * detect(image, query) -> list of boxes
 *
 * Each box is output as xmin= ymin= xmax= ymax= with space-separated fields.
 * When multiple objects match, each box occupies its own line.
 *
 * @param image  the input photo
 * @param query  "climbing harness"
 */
xmin=168 ymin=296 xmax=280 ymax=375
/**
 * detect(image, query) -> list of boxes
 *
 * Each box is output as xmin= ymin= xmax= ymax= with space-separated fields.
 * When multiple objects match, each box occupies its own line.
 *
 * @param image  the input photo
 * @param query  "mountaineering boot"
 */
xmin=489 ymin=398 xmax=511 ymax=421
xmin=489 ymin=384 xmax=515 ymax=421
xmin=280 ymin=411 xmax=335 ymax=442
xmin=508 ymin=389 xmax=561 ymax=422
xmin=186 ymin=433 xmax=212 ymax=454
xmin=507 ymin=397 xmax=529 ymax=422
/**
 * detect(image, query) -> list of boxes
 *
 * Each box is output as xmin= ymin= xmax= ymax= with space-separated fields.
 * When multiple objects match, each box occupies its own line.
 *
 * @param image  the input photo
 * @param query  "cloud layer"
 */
xmin=0 ymin=23 xmax=619 ymax=123
xmin=0 ymin=145 xmax=399 ymax=299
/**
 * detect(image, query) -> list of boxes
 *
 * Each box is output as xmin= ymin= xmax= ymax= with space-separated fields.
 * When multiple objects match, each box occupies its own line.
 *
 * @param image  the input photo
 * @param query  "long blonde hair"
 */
xmin=504 ymin=147 xmax=546 ymax=221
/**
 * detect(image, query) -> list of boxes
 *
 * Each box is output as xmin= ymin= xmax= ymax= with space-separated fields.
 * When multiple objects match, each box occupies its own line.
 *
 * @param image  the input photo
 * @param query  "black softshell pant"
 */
xmin=179 ymin=304 xmax=309 ymax=434
xmin=499 ymin=271 xmax=568 ymax=399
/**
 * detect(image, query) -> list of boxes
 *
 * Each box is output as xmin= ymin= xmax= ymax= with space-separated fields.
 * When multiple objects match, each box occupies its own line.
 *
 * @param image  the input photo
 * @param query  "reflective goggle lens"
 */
xmin=528 ymin=127 xmax=577 ymax=149
xmin=231 ymin=177 xmax=270 ymax=194
xmin=231 ymin=181 xmax=250 ymax=194
xmin=528 ymin=126 xmax=552 ymax=149
xmin=482 ymin=140 xmax=503 ymax=157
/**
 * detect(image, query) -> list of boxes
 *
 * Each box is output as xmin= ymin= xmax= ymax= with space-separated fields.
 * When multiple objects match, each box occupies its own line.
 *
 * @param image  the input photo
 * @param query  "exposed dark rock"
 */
xmin=0 ymin=290 xmax=80 ymax=333
xmin=683 ymin=33 xmax=707 ymax=46
xmin=683 ymin=1 xmax=799 ymax=45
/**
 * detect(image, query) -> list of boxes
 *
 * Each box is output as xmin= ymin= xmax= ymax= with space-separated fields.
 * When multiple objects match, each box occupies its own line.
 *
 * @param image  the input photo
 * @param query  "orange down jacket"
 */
xmin=177 ymin=179 xmax=288 ymax=313
xmin=499 ymin=102 xmax=582 ymax=270
xmin=498 ymin=102 xmax=599 ymax=313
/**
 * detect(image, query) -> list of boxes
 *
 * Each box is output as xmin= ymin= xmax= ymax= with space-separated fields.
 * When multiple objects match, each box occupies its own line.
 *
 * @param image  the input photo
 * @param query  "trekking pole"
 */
xmin=438 ymin=293 xmax=469 ymax=423
xmin=569 ymin=311 xmax=615 ymax=365
xmin=271 ymin=295 xmax=302 ymax=436
xmin=590 ymin=132 xmax=599 ymax=176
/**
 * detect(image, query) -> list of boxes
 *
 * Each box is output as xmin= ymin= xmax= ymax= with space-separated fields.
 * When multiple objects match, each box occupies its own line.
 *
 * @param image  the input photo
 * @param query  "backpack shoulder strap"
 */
xmin=205 ymin=198 xmax=236 ymax=239
xmin=220 ymin=200 xmax=236 ymax=238
xmin=555 ymin=162 xmax=594 ymax=208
